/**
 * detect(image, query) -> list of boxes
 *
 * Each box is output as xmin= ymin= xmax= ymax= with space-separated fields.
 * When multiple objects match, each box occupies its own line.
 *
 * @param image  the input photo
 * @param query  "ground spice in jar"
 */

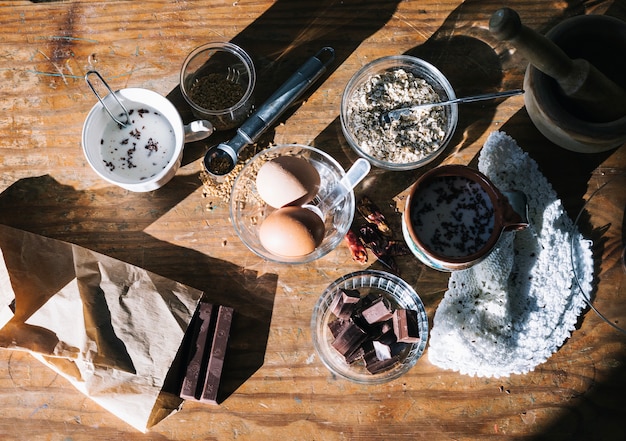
xmin=189 ymin=72 xmax=245 ymax=110
xmin=346 ymin=68 xmax=447 ymax=164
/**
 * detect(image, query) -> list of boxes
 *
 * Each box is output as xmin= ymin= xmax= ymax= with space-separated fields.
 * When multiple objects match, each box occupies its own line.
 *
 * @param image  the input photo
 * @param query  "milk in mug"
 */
xmin=99 ymin=106 xmax=176 ymax=182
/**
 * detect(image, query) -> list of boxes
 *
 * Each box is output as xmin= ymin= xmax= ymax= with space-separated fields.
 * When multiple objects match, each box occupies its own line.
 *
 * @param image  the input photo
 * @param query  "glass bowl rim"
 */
xmin=311 ymin=269 xmax=429 ymax=384
xmin=229 ymin=143 xmax=356 ymax=264
xmin=340 ymin=54 xmax=458 ymax=171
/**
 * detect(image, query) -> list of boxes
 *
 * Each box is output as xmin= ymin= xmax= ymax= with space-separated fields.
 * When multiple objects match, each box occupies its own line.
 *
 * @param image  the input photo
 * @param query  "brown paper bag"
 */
xmin=0 ymin=224 xmax=203 ymax=431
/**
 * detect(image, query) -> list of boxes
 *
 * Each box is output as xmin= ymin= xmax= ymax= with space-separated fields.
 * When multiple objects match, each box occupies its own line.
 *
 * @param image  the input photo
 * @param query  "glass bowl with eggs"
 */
xmin=229 ymin=144 xmax=357 ymax=264
xmin=311 ymin=270 xmax=429 ymax=384
xmin=340 ymin=55 xmax=458 ymax=171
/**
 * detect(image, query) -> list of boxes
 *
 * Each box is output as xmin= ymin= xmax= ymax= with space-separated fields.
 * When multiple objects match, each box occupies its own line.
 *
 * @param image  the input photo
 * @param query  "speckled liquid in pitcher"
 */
xmin=410 ymin=175 xmax=495 ymax=258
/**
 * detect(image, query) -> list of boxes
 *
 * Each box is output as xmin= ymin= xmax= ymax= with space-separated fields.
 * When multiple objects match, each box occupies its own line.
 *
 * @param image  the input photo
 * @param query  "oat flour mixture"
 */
xmin=427 ymin=131 xmax=593 ymax=377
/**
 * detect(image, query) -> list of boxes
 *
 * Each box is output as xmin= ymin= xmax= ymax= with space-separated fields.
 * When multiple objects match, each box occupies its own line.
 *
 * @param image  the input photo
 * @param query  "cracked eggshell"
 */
xmin=255 ymin=156 xmax=321 ymax=208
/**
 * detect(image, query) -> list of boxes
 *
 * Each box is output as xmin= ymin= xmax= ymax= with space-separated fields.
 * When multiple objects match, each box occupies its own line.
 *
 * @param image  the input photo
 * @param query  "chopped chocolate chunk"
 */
xmin=359 ymin=292 xmax=383 ymax=309
xmin=328 ymin=317 xmax=348 ymax=338
xmin=389 ymin=341 xmax=409 ymax=358
xmin=377 ymin=320 xmax=398 ymax=346
xmin=393 ymin=309 xmax=421 ymax=343
xmin=360 ymin=296 xmax=393 ymax=324
xmin=331 ymin=320 xmax=368 ymax=359
xmin=345 ymin=345 xmax=365 ymax=364
xmin=351 ymin=314 xmax=385 ymax=342
xmin=363 ymin=340 xmax=398 ymax=374
xmin=330 ymin=288 xmax=361 ymax=319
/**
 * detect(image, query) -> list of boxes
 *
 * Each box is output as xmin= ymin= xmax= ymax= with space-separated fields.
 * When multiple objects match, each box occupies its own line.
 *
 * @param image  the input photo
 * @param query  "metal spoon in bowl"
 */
xmin=380 ymin=89 xmax=524 ymax=124
xmin=303 ymin=158 xmax=371 ymax=220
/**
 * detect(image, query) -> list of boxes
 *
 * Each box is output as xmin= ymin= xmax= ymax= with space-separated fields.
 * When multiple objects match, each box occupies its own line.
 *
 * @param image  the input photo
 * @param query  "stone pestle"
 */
xmin=489 ymin=7 xmax=626 ymax=123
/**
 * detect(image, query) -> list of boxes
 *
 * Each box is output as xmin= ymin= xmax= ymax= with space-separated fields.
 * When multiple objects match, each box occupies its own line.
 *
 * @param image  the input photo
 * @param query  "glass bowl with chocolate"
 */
xmin=229 ymin=144 xmax=356 ymax=264
xmin=340 ymin=55 xmax=458 ymax=171
xmin=311 ymin=270 xmax=429 ymax=384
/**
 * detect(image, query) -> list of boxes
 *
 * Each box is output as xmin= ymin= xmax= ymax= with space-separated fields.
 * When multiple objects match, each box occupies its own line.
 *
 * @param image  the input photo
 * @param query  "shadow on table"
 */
xmin=173 ymin=0 xmax=403 ymax=166
xmin=21 ymin=0 xmax=402 ymax=419
xmin=309 ymin=1 xmax=626 ymax=438
xmin=0 ymin=174 xmax=277 ymax=425
xmin=311 ymin=0 xmax=621 ymax=196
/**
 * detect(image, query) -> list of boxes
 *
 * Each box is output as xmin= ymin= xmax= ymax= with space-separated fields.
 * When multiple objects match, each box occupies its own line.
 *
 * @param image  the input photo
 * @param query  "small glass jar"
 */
xmin=180 ymin=41 xmax=256 ymax=131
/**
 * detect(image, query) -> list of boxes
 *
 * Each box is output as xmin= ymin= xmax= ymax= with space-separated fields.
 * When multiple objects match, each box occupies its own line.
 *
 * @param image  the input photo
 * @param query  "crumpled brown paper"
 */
xmin=0 ymin=224 xmax=203 ymax=432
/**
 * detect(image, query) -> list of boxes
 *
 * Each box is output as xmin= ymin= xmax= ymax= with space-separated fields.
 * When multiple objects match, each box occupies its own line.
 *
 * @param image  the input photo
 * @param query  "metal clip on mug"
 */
xmin=402 ymin=165 xmax=529 ymax=271
xmin=203 ymin=47 xmax=335 ymax=178
xmin=83 ymin=71 xmax=214 ymax=192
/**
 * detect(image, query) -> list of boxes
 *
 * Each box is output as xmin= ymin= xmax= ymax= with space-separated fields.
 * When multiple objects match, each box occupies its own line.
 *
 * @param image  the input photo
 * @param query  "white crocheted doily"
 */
xmin=427 ymin=131 xmax=593 ymax=377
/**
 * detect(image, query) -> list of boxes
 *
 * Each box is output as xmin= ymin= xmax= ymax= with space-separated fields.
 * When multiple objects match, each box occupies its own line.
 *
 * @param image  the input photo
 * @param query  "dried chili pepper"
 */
xmin=344 ymin=229 xmax=368 ymax=264
xmin=357 ymin=196 xmax=392 ymax=237
xmin=359 ymin=223 xmax=400 ymax=273
xmin=384 ymin=240 xmax=410 ymax=256
xmin=359 ymin=223 xmax=387 ymax=256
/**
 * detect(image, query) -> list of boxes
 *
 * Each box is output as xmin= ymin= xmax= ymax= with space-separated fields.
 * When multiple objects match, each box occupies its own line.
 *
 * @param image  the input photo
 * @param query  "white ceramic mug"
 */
xmin=82 ymin=88 xmax=213 ymax=192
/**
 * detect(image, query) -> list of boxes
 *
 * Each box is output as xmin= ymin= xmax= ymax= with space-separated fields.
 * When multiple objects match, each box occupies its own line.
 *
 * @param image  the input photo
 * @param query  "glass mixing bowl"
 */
xmin=311 ymin=270 xmax=429 ymax=384
xmin=229 ymin=144 xmax=355 ymax=264
xmin=341 ymin=55 xmax=458 ymax=171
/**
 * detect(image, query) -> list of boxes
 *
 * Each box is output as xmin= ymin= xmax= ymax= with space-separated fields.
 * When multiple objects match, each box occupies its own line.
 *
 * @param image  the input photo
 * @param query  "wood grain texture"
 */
xmin=0 ymin=0 xmax=625 ymax=439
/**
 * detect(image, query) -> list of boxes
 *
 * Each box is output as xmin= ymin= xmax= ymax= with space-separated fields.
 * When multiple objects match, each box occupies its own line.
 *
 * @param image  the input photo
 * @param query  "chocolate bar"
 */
xmin=201 ymin=305 xmax=233 ymax=404
xmin=180 ymin=303 xmax=234 ymax=404
xmin=393 ymin=308 xmax=420 ymax=343
xmin=180 ymin=302 xmax=214 ymax=401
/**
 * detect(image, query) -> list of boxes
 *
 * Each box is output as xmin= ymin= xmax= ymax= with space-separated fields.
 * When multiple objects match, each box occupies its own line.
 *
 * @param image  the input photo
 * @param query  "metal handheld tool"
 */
xmin=85 ymin=70 xmax=131 ymax=127
xmin=203 ymin=46 xmax=335 ymax=177
xmin=380 ymin=89 xmax=524 ymax=124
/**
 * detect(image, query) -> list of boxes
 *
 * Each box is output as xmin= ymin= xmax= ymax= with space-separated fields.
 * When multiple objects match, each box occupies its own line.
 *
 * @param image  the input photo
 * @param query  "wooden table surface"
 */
xmin=1 ymin=0 xmax=625 ymax=439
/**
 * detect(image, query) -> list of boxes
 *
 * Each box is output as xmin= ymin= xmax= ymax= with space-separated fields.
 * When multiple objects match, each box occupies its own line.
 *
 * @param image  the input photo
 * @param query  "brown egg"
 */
xmin=256 ymin=156 xmax=320 ymax=208
xmin=259 ymin=206 xmax=325 ymax=257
